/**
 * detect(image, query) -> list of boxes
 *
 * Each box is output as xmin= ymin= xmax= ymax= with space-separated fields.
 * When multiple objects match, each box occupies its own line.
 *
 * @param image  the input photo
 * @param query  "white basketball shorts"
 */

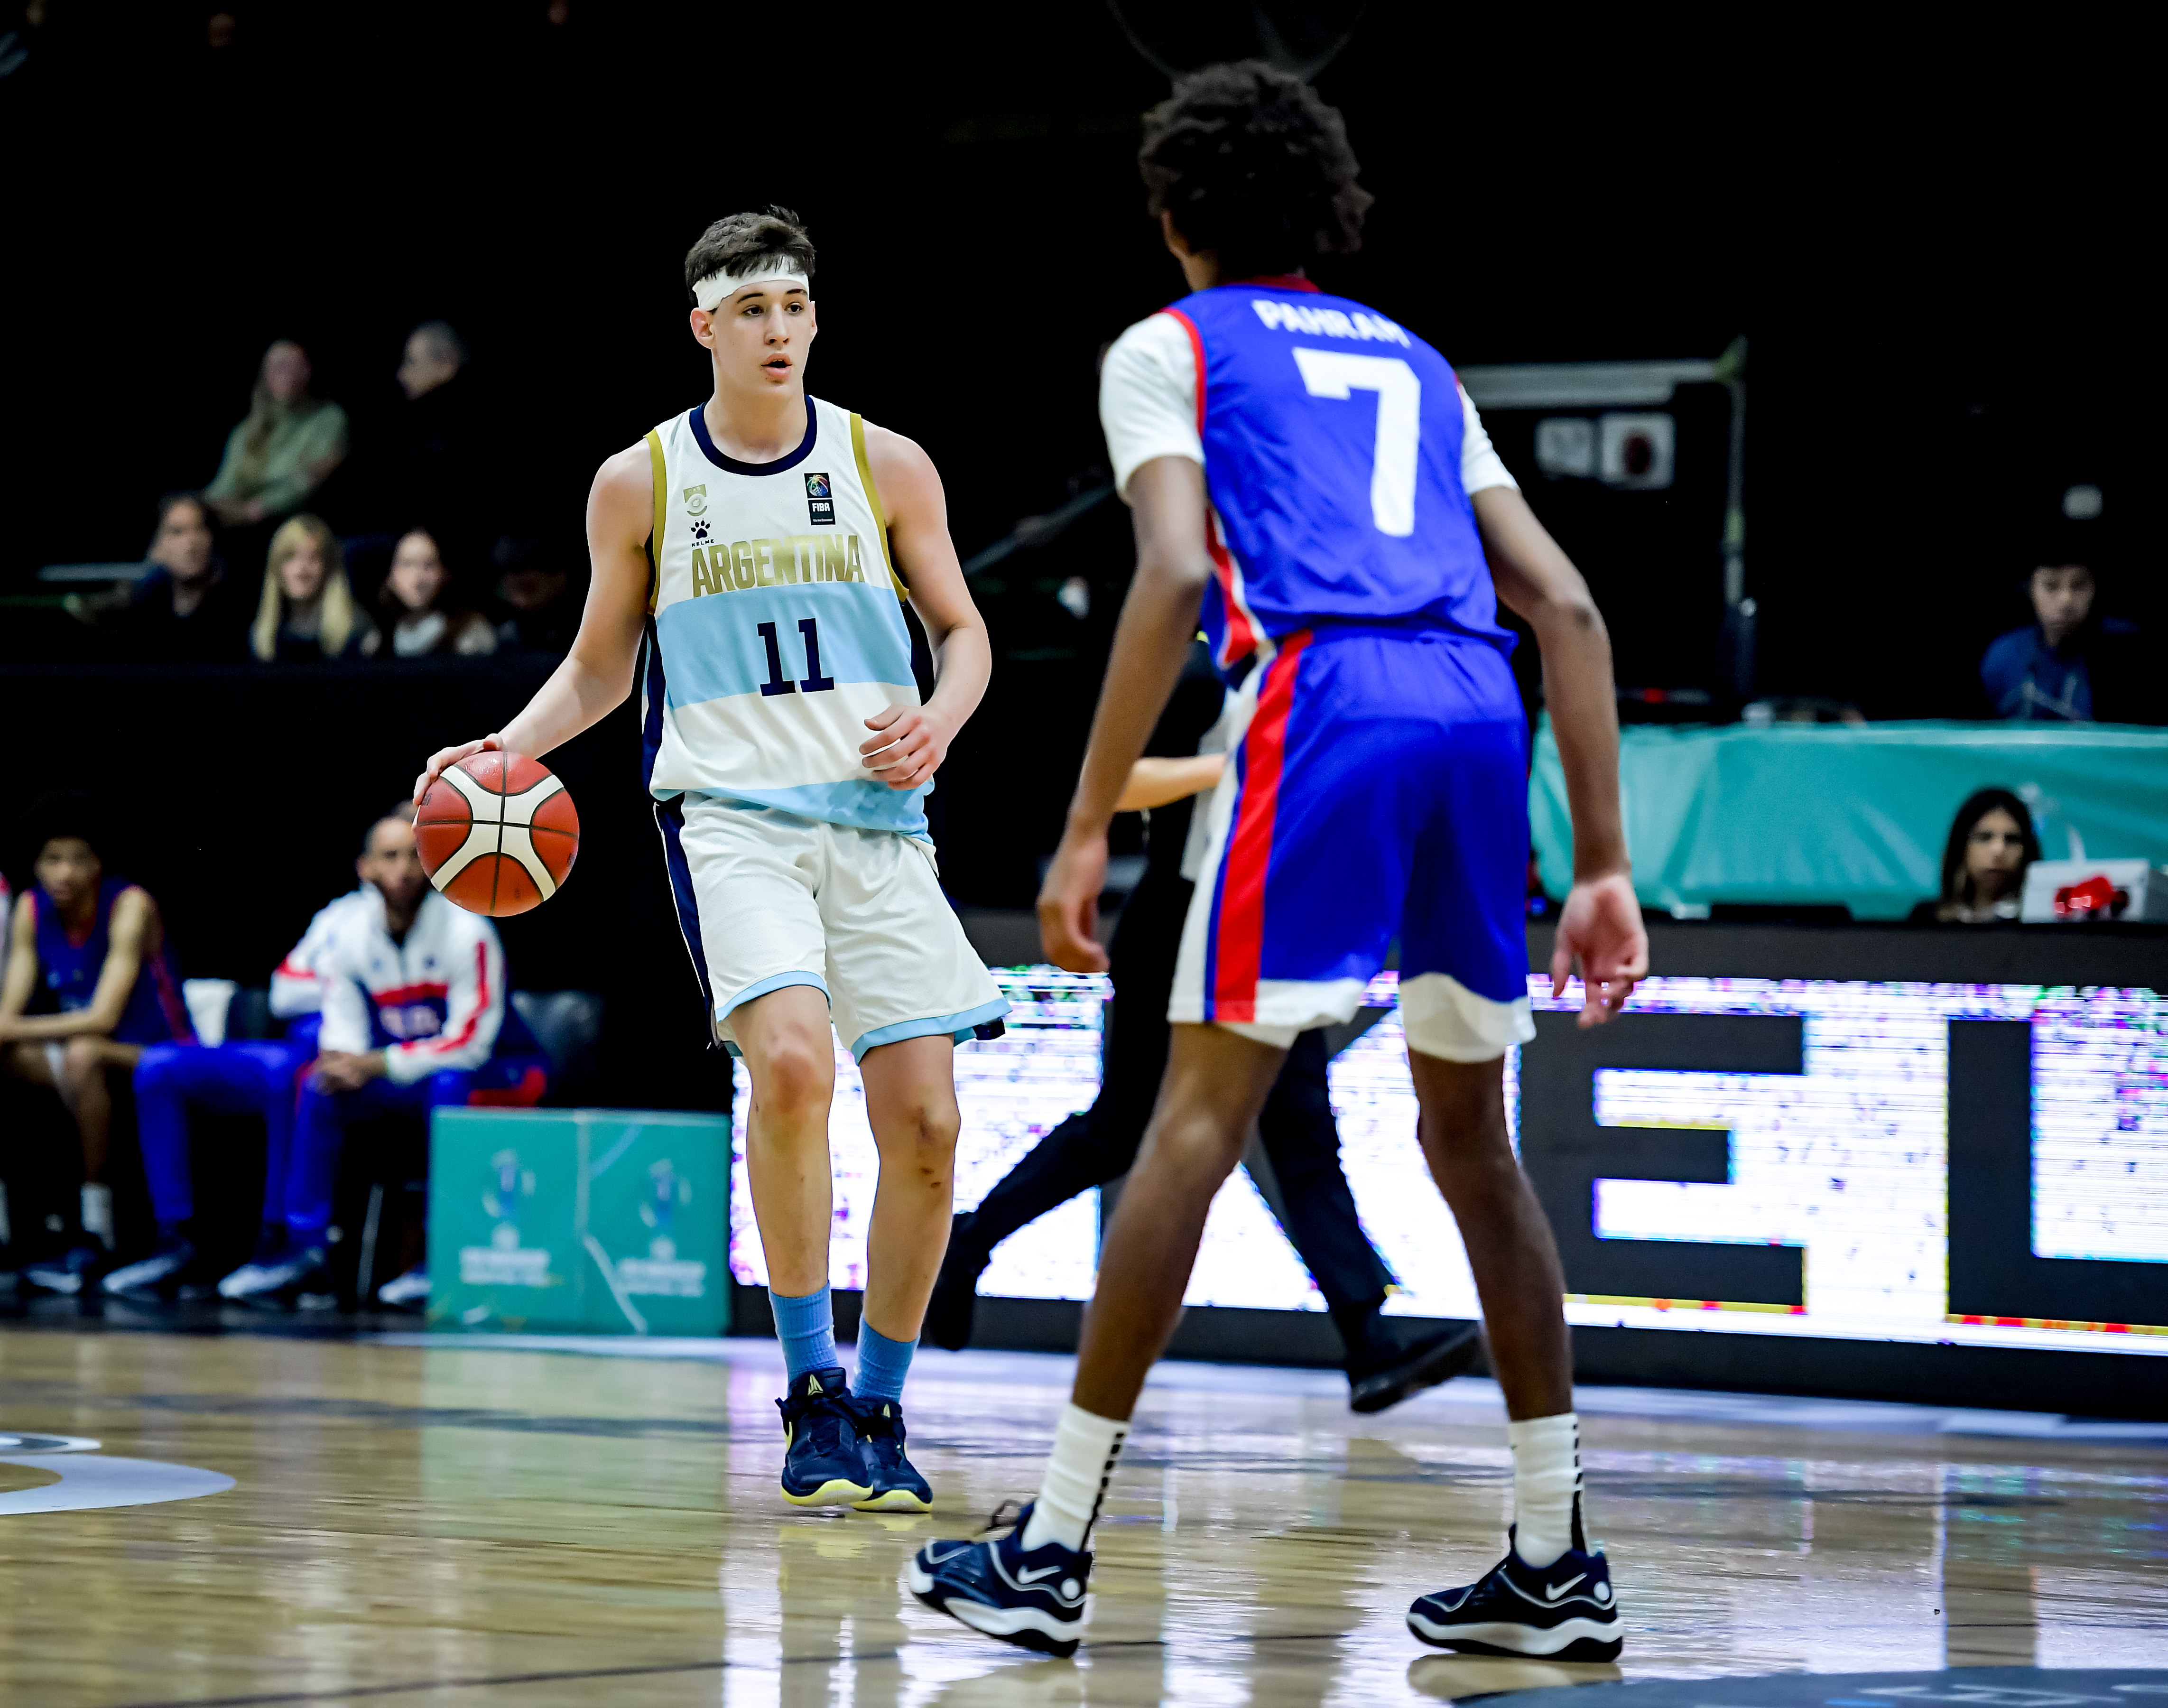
xmin=669 ymin=797 xmax=1008 ymax=1060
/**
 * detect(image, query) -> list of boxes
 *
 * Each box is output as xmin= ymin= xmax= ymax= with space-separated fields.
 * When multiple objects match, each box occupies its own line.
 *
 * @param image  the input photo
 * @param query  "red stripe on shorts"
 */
xmin=1212 ymin=632 xmax=1310 ymax=1023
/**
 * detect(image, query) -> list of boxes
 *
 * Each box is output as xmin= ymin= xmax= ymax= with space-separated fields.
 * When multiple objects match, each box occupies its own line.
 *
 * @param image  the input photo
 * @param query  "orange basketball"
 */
xmin=415 ymin=751 xmax=580 ymax=917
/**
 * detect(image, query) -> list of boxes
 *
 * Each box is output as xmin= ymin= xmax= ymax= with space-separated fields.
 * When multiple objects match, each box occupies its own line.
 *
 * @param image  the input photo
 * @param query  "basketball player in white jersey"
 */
xmin=415 ymin=207 xmax=1005 ymax=1513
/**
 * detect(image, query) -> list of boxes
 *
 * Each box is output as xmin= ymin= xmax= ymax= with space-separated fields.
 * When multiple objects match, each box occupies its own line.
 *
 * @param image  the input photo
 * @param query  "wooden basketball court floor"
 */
xmin=2 ymin=1320 xmax=2165 ymax=1706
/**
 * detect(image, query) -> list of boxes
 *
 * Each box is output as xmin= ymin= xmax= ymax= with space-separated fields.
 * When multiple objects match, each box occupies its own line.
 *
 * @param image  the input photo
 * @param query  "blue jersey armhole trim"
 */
xmin=686 ymin=401 xmax=820 ymax=476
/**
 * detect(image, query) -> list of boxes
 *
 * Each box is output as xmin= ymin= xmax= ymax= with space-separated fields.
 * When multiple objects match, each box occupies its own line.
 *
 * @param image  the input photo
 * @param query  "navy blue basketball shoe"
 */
xmin=848 ymin=1396 xmax=933 ymax=1513
xmin=1407 ymin=1523 xmax=1622 ymax=1661
xmin=908 ymin=1500 xmax=1092 ymax=1657
xmin=778 ymin=1368 xmax=873 ymax=1508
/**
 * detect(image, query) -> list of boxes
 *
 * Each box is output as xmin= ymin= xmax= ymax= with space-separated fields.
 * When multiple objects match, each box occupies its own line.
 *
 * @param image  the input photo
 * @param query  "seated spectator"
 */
xmin=491 ymin=533 xmax=580 ymax=653
xmin=220 ymin=806 xmax=547 ymax=1309
xmin=1981 ymin=559 xmax=2149 ymax=723
xmin=115 ymin=492 xmax=252 ymax=662
xmin=1910 ymin=787 xmax=2038 ymax=924
xmin=397 ymin=319 xmax=466 ymax=404
xmin=250 ymin=514 xmax=380 ymax=661
xmin=0 ymin=793 xmax=192 ymax=1293
xmin=378 ymin=529 xmax=497 ymax=658
xmin=363 ymin=321 xmax=494 ymax=572
xmin=204 ymin=340 xmax=349 ymax=530
xmin=104 ymin=856 xmax=383 ymax=1300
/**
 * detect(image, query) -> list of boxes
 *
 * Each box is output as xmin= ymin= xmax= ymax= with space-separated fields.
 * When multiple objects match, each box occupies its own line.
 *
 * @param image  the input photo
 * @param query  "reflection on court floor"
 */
xmin=1 ymin=1329 xmax=2163 ymax=1704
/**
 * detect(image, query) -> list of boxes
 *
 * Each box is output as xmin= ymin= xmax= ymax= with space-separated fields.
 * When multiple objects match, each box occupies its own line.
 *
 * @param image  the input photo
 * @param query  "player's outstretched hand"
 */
xmin=1038 ymin=827 xmax=1111 ymax=975
xmin=861 ymin=705 xmax=952 ymax=791
xmin=413 ymin=734 xmax=504 ymax=808
xmin=1550 ymin=870 xmax=1649 ymax=1028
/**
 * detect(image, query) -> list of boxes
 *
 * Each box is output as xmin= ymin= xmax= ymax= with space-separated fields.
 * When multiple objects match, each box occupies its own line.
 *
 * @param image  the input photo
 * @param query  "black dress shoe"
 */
xmin=924 ymin=1215 xmax=989 ymax=1352
xmin=1346 ymin=1315 xmax=1483 ymax=1414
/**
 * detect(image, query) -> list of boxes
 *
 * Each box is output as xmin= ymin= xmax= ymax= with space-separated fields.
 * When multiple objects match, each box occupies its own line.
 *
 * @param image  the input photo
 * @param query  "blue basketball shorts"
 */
xmin=1170 ymin=626 xmax=1537 ymax=1061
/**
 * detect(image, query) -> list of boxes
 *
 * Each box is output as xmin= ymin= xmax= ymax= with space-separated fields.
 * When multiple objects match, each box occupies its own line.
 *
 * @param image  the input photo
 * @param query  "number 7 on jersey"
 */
xmin=1292 ymin=348 xmax=1421 ymax=538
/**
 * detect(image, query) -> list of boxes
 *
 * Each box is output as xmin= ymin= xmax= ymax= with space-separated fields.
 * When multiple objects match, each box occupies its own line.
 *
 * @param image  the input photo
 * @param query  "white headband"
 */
xmin=694 ymin=262 xmax=810 ymax=312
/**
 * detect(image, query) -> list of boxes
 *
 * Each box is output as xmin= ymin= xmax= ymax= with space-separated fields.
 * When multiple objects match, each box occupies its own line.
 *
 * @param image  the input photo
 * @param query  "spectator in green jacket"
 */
xmin=204 ymin=341 xmax=349 ymax=529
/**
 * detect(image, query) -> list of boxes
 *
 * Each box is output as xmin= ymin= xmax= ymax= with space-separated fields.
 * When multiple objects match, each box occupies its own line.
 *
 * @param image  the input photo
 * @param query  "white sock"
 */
xmin=1021 ymin=1403 xmax=1130 ymax=1553
xmin=80 ymin=1183 xmax=114 ymax=1250
xmin=1508 ymin=1412 xmax=1582 ymax=1569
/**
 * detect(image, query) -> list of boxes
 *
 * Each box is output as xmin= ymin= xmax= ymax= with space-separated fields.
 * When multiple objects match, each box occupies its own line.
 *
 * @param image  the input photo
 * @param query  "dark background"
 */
xmin=0 ymin=1 xmax=2152 ymax=1094
xmin=3 ymin=2 xmax=2149 ymax=697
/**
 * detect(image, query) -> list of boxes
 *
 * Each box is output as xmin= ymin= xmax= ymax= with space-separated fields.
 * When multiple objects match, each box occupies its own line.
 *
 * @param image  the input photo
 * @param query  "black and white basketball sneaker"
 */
xmin=1407 ymin=1526 xmax=1622 ymax=1661
xmin=103 ymin=1234 xmax=213 ymax=1300
xmin=907 ymin=1500 xmax=1092 ymax=1658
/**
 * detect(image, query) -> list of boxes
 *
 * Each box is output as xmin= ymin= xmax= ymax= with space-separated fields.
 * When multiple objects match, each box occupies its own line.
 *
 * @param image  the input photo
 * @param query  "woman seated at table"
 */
xmin=1910 ymin=788 xmax=2038 ymax=924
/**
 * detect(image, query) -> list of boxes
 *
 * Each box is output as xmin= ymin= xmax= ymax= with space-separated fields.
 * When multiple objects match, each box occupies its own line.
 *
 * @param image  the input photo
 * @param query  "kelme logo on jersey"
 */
xmin=683 ymin=484 xmax=707 ymax=517
xmin=805 ymin=471 xmax=835 ymax=526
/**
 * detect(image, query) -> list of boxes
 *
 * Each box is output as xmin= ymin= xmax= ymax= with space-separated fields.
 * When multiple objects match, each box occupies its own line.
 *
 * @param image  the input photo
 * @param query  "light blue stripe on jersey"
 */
xmin=692 ymin=782 xmax=929 ymax=838
xmin=656 ymin=584 xmax=914 ymax=708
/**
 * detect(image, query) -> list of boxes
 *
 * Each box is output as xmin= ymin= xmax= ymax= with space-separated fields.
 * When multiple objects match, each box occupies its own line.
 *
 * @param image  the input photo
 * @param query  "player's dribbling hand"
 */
xmin=860 ymin=706 xmax=951 ymax=791
xmin=1037 ymin=828 xmax=1110 ymax=975
xmin=1550 ymin=870 xmax=1649 ymax=1028
xmin=413 ymin=734 xmax=505 ymax=808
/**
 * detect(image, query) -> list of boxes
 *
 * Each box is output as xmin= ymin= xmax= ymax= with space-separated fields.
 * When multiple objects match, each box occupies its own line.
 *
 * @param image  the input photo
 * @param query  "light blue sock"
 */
xmin=853 ymin=1320 xmax=917 ymax=1405
xmin=770 ymin=1283 xmax=837 ymax=1381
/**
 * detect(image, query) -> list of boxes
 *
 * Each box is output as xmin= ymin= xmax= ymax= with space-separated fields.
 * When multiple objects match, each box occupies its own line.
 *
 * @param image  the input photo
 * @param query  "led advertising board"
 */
xmin=730 ymin=968 xmax=2166 ymax=1357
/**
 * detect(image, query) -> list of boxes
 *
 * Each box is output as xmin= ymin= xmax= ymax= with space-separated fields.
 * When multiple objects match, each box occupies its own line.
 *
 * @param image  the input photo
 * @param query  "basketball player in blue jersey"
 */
xmin=912 ymin=65 xmax=1648 ymax=1659
xmin=416 ymin=208 xmax=1004 ymax=1515
xmin=0 ymin=793 xmax=192 ymax=1292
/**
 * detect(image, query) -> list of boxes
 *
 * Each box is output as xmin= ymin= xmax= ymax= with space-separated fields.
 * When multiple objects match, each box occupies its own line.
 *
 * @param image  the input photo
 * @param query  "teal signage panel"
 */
xmin=427 ymin=1108 xmax=732 ymax=1335
xmin=581 ymin=1114 xmax=731 ymax=1336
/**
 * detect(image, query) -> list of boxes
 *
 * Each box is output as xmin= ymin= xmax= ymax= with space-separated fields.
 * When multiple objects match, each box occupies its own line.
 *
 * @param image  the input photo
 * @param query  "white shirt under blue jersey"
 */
xmin=639 ymin=397 xmax=929 ymax=839
xmin=1100 ymin=308 xmax=1517 ymax=502
xmin=1100 ymin=287 xmax=1520 ymax=675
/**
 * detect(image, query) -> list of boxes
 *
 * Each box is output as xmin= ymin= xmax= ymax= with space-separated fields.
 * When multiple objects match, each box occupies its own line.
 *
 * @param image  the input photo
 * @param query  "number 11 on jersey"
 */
xmin=757 ymin=618 xmax=837 ymax=697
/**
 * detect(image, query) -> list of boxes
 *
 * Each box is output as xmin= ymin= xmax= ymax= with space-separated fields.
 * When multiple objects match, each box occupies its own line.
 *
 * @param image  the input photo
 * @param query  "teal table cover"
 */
xmin=1529 ymin=719 xmax=2168 ymax=920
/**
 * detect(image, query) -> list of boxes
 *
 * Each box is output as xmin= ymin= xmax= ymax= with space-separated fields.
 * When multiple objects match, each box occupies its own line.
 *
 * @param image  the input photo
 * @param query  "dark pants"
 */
xmin=958 ymin=866 xmax=1394 ymax=1320
xmin=285 ymin=1054 xmax=548 ymax=1242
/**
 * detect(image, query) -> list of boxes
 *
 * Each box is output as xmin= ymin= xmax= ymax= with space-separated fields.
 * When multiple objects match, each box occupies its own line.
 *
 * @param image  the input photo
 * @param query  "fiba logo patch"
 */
xmin=805 ymin=471 xmax=835 ymax=526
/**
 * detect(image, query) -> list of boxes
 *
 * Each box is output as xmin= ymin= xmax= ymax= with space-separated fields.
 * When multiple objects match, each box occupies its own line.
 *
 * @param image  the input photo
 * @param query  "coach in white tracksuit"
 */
xmin=221 ymin=808 xmax=541 ymax=1301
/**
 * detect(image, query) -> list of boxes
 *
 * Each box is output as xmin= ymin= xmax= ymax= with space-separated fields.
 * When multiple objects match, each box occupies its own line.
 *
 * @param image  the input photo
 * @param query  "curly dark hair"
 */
xmin=19 ymin=788 xmax=113 ymax=872
xmin=1139 ymin=61 xmax=1371 ymax=280
xmin=683 ymin=206 xmax=816 ymax=303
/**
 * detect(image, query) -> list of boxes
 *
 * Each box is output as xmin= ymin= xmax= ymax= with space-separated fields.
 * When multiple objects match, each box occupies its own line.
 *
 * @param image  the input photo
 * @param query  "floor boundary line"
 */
xmin=105 ymin=1632 xmax=1354 ymax=1706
